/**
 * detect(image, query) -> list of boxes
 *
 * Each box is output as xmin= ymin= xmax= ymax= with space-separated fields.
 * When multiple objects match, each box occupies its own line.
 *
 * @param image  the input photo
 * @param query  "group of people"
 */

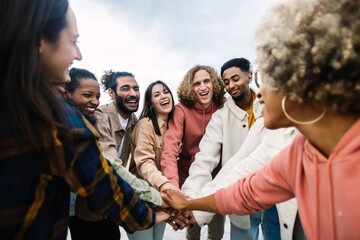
xmin=1 ymin=0 xmax=359 ymax=240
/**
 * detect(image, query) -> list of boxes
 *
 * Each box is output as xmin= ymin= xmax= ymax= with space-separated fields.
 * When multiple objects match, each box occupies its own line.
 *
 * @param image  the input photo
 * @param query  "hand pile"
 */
xmin=155 ymin=183 xmax=195 ymax=230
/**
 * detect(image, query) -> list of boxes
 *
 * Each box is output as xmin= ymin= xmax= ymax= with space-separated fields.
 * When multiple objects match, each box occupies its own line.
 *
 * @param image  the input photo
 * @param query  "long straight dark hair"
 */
xmin=0 ymin=0 xmax=69 ymax=151
xmin=139 ymin=81 xmax=175 ymax=136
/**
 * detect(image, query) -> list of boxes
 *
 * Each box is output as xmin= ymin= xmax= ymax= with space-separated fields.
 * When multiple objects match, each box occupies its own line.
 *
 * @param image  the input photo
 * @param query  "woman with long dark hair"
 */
xmin=0 ymin=1 xmax=165 ymax=238
xmin=128 ymin=80 xmax=178 ymax=240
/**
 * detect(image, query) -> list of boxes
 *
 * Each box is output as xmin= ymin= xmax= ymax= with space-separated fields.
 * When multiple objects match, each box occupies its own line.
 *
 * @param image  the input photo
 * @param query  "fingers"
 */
xmin=166 ymin=210 xmax=190 ymax=230
xmin=155 ymin=210 xmax=171 ymax=224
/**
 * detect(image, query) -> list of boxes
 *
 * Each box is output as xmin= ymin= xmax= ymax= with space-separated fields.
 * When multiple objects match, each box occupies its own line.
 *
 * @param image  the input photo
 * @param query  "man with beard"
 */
xmin=181 ymin=58 xmax=281 ymax=240
xmin=95 ymin=70 xmax=140 ymax=171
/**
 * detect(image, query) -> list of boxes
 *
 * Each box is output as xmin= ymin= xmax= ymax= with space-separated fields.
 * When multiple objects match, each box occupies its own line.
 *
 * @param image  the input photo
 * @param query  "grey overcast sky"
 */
xmin=70 ymin=0 xmax=280 ymax=105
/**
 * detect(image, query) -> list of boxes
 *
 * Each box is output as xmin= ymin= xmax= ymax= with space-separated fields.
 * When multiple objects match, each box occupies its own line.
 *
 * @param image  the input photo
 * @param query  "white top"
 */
xmin=194 ymin=126 xmax=299 ymax=240
xmin=117 ymin=113 xmax=129 ymax=158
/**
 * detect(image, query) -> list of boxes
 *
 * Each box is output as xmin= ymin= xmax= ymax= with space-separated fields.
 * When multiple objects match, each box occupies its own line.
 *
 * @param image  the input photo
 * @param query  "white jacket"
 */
xmin=194 ymin=126 xmax=299 ymax=239
xmin=181 ymin=96 xmax=262 ymax=228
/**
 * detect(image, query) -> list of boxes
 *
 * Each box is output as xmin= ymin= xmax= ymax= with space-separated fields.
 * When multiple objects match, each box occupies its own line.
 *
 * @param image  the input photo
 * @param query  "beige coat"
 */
xmin=130 ymin=117 xmax=170 ymax=190
xmin=95 ymin=101 xmax=137 ymax=168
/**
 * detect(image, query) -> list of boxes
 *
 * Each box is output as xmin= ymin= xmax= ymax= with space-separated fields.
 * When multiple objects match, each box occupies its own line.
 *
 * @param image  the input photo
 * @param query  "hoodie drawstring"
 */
xmin=327 ymin=154 xmax=337 ymax=240
xmin=314 ymin=155 xmax=319 ymax=240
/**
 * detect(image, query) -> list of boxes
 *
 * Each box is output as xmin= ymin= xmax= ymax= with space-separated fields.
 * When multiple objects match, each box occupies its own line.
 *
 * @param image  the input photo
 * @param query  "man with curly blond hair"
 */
xmin=161 ymin=65 xmax=226 ymax=240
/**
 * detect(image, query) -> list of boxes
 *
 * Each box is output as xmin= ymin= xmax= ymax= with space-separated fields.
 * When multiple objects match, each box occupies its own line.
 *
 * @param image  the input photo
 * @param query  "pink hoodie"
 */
xmin=215 ymin=118 xmax=360 ymax=240
xmin=161 ymin=100 xmax=224 ymax=188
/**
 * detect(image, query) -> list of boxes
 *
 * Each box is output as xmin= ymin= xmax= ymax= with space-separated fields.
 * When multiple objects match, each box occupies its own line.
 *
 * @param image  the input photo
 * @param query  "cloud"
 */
xmin=70 ymin=0 xmax=279 ymax=106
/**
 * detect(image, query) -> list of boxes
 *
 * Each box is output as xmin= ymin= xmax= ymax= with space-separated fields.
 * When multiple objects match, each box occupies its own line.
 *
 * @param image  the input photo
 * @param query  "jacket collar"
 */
xmin=108 ymin=101 xmax=137 ymax=132
xmin=227 ymin=88 xmax=262 ymax=120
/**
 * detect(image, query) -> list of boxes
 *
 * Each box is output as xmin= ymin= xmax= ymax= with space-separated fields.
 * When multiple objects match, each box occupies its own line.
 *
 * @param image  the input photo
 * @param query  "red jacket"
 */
xmin=161 ymin=100 xmax=224 ymax=188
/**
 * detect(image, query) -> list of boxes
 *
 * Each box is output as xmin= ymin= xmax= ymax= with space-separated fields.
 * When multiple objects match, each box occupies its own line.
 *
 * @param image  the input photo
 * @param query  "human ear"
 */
xmin=248 ymin=73 xmax=253 ymax=83
xmin=64 ymin=90 xmax=71 ymax=99
xmin=108 ymin=88 xmax=115 ymax=99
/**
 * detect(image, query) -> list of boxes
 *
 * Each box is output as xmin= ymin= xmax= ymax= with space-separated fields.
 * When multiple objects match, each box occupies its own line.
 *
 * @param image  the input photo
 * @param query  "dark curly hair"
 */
xmin=100 ymin=70 xmax=135 ymax=92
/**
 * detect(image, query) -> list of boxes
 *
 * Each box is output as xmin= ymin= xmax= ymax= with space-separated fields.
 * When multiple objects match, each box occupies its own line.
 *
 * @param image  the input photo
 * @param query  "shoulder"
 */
xmin=61 ymin=101 xmax=87 ymax=129
xmin=136 ymin=117 xmax=152 ymax=128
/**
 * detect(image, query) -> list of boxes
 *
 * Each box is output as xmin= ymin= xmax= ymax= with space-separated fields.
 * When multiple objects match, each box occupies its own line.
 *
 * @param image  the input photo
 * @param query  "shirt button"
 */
xmin=242 ymin=124 xmax=246 ymax=128
xmin=283 ymin=223 xmax=288 ymax=229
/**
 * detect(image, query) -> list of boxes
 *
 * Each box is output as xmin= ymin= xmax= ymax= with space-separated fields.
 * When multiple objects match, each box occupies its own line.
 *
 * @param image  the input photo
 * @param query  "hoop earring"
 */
xmin=281 ymin=96 xmax=326 ymax=125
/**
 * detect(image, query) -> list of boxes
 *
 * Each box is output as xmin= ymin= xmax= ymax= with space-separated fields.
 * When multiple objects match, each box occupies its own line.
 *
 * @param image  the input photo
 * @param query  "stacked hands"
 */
xmin=155 ymin=183 xmax=194 ymax=230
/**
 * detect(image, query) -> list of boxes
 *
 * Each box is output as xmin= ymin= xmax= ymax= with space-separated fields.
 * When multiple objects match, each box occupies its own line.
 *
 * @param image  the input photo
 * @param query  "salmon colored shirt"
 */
xmin=215 ymin=118 xmax=360 ymax=240
xmin=161 ymin=100 xmax=224 ymax=188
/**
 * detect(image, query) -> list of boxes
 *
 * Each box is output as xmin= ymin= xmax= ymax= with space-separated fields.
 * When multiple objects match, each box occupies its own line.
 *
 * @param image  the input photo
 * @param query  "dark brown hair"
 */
xmin=0 ymin=0 xmax=70 ymax=151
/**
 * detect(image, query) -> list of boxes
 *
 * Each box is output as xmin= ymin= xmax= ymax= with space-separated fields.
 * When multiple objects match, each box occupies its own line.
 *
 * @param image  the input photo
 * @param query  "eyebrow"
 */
xmin=224 ymin=74 xmax=240 ymax=80
xmin=120 ymin=84 xmax=139 ymax=89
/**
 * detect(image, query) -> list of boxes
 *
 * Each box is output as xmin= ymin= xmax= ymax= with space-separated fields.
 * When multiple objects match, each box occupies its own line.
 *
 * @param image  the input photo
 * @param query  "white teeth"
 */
xmin=200 ymin=92 xmax=208 ymax=96
xmin=160 ymin=101 xmax=169 ymax=106
xmin=85 ymin=107 xmax=95 ymax=111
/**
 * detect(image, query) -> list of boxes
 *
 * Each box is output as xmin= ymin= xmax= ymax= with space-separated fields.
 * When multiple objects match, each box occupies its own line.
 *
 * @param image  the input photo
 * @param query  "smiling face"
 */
xmin=112 ymin=76 xmax=140 ymax=118
xmin=151 ymin=83 xmax=173 ymax=120
xmin=257 ymin=83 xmax=289 ymax=129
xmin=192 ymin=69 xmax=214 ymax=108
xmin=222 ymin=66 xmax=251 ymax=102
xmin=66 ymin=78 xmax=100 ymax=117
xmin=39 ymin=7 xmax=82 ymax=95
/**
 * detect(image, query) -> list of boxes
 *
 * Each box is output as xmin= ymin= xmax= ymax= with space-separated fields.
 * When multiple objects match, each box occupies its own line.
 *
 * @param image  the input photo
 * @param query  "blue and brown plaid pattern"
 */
xmin=0 ymin=101 xmax=155 ymax=239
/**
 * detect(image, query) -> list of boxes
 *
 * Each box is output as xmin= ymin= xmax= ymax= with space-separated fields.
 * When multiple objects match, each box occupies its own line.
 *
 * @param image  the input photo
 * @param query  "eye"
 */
xmin=193 ymin=82 xmax=200 ymax=87
xmin=223 ymin=80 xmax=229 ymax=86
xmin=133 ymin=86 xmax=140 ymax=92
xmin=82 ymin=94 xmax=91 ymax=98
xmin=120 ymin=87 xmax=130 ymax=92
xmin=154 ymin=93 xmax=160 ymax=98
xmin=204 ymin=79 xmax=211 ymax=83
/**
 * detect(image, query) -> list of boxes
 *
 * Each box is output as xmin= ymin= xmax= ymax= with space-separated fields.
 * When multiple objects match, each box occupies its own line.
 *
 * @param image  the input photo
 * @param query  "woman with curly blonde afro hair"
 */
xmin=161 ymin=0 xmax=360 ymax=239
xmin=161 ymin=65 xmax=225 ymax=239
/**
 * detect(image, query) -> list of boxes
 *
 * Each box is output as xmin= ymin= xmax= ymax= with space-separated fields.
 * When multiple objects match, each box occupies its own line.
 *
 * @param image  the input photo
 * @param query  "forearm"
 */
xmin=112 ymin=158 xmax=162 ymax=207
xmin=184 ymin=194 xmax=218 ymax=213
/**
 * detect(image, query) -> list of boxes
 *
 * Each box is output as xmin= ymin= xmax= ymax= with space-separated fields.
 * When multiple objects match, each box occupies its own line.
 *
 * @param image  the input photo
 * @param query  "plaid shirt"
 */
xmin=0 ymin=101 xmax=155 ymax=239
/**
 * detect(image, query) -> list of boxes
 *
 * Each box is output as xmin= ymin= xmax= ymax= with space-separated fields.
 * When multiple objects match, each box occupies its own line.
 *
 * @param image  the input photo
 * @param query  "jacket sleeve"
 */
xmin=181 ymin=110 xmax=223 ymax=197
xmin=160 ymin=105 xmax=186 ymax=188
xmin=95 ymin=113 xmax=123 ymax=165
xmin=106 ymin=155 xmax=162 ymax=208
xmin=132 ymin=121 xmax=170 ymax=190
xmin=65 ymin=116 xmax=155 ymax=233
xmin=214 ymin=144 xmax=296 ymax=216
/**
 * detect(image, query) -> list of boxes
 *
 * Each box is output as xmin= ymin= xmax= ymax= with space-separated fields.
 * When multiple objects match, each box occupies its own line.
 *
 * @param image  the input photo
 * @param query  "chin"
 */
xmin=264 ymin=119 xmax=280 ymax=130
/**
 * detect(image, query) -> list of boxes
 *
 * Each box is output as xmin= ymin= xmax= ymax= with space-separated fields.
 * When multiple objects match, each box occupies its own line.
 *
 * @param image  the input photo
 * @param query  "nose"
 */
xmin=91 ymin=97 xmax=100 ymax=107
xmin=229 ymin=80 xmax=235 ymax=90
xmin=257 ymin=85 xmax=264 ymax=99
xmin=129 ymin=88 xmax=136 ymax=96
xmin=75 ymin=45 xmax=82 ymax=61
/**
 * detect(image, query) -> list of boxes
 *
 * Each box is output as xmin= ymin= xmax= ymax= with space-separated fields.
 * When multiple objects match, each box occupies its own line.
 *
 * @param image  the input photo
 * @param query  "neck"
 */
xmin=157 ymin=113 xmax=168 ymax=122
xmin=117 ymin=109 xmax=130 ymax=120
xmin=235 ymin=90 xmax=253 ymax=111
xmin=297 ymin=113 xmax=359 ymax=158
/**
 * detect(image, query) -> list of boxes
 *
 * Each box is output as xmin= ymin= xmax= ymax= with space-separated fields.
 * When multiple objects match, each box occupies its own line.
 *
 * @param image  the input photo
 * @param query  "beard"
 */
xmin=231 ymin=91 xmax=246 ymax=102
xmin=115 ymin=94 xmax=139 ymax=115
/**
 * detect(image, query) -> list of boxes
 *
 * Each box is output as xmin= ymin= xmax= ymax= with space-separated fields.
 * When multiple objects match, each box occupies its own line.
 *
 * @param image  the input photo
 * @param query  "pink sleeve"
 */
xmin=160 ymin=105 xmax=185 ymax=188
xmin=215 ymin=144 xmax=296 ymax=215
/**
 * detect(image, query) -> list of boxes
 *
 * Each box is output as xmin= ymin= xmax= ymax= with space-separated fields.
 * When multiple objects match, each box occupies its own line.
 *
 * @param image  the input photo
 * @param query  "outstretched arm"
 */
xmin=161 ymin=189 xmax=218 ymax=213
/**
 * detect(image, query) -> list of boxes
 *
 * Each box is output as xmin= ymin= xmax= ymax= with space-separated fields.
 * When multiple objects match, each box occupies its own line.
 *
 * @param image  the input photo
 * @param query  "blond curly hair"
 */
xmin=177 ymin=65 xmax=225 ymax=108
xmin=256 ymin=0 xmax=360 ymax=114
